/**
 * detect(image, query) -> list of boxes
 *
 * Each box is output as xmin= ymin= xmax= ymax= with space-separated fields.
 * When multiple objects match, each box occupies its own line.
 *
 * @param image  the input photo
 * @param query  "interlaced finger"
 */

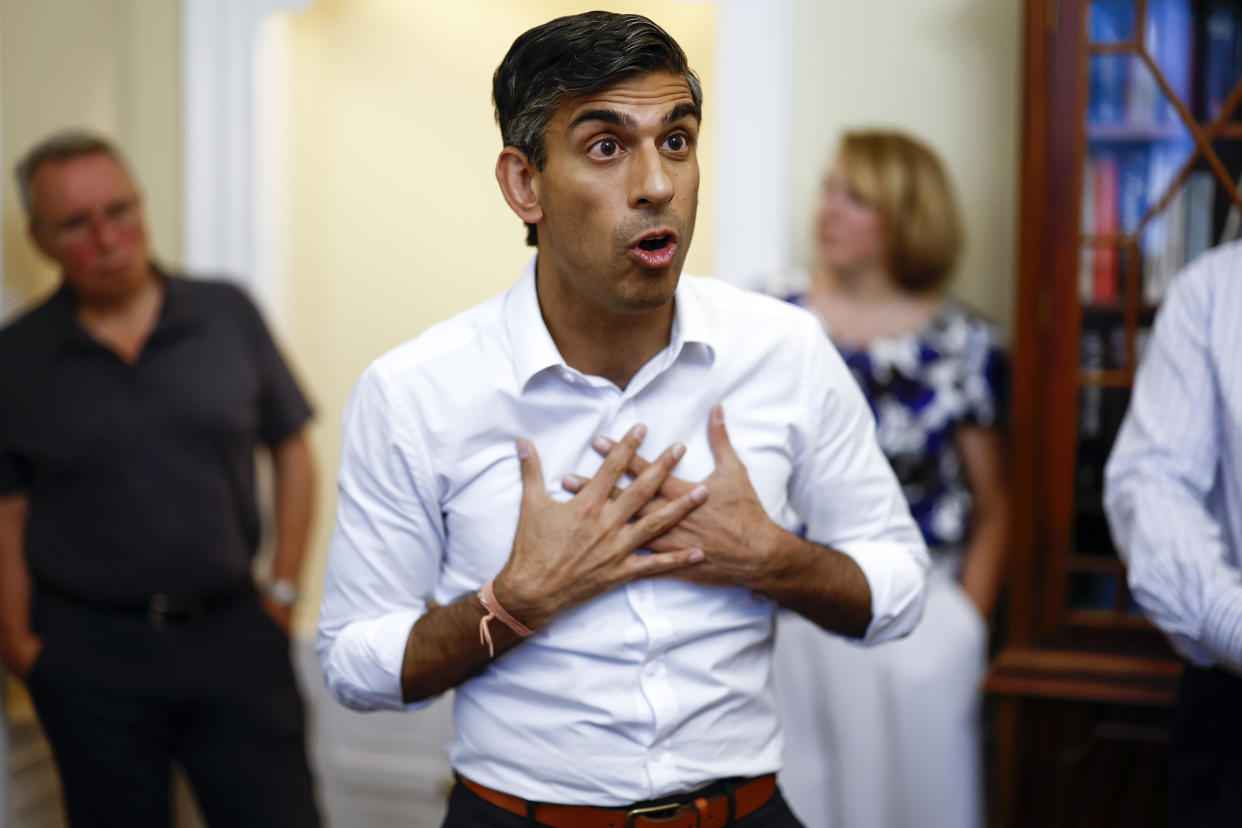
xmin=620 ymin=481 xmax=707 ymax=550
xmin=591 ymin=435 xmax=694 ymax=498
xmin=610 ymin=442 xmax=685 ymax=521
xmin=578 ymin=424 xmax=647 ymax=504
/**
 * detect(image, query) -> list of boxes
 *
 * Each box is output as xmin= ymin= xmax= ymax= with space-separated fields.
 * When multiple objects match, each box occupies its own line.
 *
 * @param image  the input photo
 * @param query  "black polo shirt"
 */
xmin=0 ymin=270 xmax=312 ymax=603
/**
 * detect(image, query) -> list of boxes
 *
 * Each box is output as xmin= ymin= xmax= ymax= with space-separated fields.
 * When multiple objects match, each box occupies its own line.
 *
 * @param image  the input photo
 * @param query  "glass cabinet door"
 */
xmin=1069 ymin=0 xmax=1242 ymax=630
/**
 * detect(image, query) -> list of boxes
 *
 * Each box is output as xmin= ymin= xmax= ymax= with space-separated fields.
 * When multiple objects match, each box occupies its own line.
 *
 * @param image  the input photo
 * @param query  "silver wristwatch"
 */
xmin=263 ymin=578 xmax=300 ymax=608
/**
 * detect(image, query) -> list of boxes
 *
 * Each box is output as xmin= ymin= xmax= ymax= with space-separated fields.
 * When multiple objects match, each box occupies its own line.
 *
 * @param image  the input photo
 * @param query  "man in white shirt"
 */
xmin=1104 ymin=241 xmax=1242 ymax=827
xmin=318 ymin=11 xmax=928 ymax=827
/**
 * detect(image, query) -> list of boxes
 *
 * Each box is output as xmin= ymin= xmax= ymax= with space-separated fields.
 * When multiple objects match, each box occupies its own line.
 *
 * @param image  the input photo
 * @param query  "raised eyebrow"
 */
xmin=662 ymin=101 xmax=701 ymax=127
xmin=569 ymin=108 xmax=637 ymax=132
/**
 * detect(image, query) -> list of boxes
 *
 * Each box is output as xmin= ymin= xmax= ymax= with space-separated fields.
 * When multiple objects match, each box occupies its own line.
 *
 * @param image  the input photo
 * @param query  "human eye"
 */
xmin=56 ymin=215 xmax=90 ymax=237
xmin=106 ymin=199 xmax=136 ymax=222
xmin=662 ymin=132 xmax=693 ymax=154
xmin=587 ymin=137 xmax=622 ymax=159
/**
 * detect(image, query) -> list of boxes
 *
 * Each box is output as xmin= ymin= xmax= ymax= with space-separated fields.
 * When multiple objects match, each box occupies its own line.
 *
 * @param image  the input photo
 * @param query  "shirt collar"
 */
xmin=504 ymin=254 xmax=718 ymax=391
xmin=505 ymin=256 xmax=566 ymax=389
xmin=48 ymin=263 xmax=202 ymax=353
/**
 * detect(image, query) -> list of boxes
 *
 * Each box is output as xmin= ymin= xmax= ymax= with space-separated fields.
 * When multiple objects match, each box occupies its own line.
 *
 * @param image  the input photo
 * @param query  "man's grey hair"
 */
xmin=15 ymin=129 xmax=129 ymax=223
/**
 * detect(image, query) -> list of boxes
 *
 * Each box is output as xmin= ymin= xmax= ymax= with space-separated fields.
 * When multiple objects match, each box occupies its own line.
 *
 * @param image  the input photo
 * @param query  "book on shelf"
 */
xmin=1202 ymin=1 xmax=1242 ymax=120
xmin=1141 ymin=143 xmax=1190 ymax=304
xmin=1184 ymin=170 xmax=1215 ymax=264
xmin=1144 ymin=0 xmax=1193 ymax=125
xmin=1118 ymin=146 xmax=1149 ymax=235
xmin=1090 ymin=0 xmax=1136 ymax=43
xmin=1219 ymin=166 xmax=1242 ymax=245
xmin=1079 ymin=147 xmax=1145 ymax=305
xmin=1094 ymin=154 xmax=1121 ymax=303
xmin=1081 ymin=155 xmax=1097 ymax=303
xmin=1091 ymin=53 xmax=1131 ymax=125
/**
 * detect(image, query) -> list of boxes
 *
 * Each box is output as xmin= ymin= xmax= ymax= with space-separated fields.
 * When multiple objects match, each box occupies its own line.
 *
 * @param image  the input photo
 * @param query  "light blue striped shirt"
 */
xmin=1105 ymin=240 xmax=1242 ymax=675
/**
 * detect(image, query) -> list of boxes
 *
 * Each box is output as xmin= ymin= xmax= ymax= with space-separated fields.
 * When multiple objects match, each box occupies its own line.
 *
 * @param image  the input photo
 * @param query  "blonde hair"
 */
xmin=836 ymin=129 xmax=964 ymax=293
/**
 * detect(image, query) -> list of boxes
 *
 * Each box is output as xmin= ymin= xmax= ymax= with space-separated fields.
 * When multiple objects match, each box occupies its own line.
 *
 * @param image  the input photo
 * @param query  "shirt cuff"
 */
xmin=837 ymin=540 xmax=929 ymax=645
xmin=321 ymin=608 xmax=424 ymax=711
xmin=1203 ymin=587 xmax=1242 ymax=676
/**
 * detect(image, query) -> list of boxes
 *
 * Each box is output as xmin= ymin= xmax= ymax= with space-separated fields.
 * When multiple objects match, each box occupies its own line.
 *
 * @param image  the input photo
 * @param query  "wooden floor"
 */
xmin=3 ymin=641 xmax=457 ymax=828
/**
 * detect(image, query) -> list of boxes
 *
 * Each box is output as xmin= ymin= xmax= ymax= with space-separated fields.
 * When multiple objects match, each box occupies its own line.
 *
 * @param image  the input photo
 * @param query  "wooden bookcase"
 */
xmin=987 ymin=0 xmax=1242 ymax=824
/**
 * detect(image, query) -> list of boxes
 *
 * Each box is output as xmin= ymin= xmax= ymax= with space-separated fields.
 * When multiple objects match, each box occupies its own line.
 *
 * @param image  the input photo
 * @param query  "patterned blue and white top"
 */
xmin=782 ymin=291 xmax=1010 ymax=563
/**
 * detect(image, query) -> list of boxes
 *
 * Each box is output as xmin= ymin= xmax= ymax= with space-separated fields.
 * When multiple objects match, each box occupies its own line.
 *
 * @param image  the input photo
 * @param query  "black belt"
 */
xmin=36 ymin=580 xmax=254 ymax=629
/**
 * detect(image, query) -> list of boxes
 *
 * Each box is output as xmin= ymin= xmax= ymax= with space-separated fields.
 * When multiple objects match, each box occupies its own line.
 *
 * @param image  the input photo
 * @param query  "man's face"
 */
xmin=532 ymin=70 xmax=699 ymax=315
xmin=28 ymin=152 xmax=151 ymax=305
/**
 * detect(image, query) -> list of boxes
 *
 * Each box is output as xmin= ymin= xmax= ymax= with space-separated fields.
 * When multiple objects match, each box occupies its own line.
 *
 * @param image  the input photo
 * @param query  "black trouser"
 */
xmin=26 ymin=590 xmax=320 ymax=828
xmin=1168 ymin=665 xmax=1242 ymax=828
xmin=442 ymin=776 xmax=806 ymax=828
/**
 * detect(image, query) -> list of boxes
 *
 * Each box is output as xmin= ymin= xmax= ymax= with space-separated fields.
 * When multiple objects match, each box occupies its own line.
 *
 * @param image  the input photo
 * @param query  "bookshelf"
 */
xmin=987 ymin=0 xmax=1242 ymax=825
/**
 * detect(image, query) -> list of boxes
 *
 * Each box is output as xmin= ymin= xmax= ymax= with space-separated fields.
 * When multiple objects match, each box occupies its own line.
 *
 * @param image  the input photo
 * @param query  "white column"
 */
xmin=712 ymin=0 xmax=795 ymax=287
xmin=181 ymin=0 xmax=312 ymax=321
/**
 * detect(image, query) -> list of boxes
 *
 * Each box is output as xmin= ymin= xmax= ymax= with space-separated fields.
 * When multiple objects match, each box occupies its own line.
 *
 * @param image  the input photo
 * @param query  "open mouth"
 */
xmin=628 ymin=230 xmax=679 ymax=269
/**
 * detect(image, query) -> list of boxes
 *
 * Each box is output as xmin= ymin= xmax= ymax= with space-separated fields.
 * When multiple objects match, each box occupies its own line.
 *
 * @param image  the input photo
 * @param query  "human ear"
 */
xmin=495 ymin=147 xmax=543 ymax=226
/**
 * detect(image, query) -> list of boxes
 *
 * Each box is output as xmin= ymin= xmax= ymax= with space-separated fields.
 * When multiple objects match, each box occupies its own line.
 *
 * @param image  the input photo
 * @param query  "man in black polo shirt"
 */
xmin=0 ymin=130 xmax=320 ymax=827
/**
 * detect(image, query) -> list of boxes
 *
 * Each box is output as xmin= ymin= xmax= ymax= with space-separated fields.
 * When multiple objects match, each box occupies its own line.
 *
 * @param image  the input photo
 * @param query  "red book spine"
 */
xmin=1093 ymin=153 xmax=1120 ymax=304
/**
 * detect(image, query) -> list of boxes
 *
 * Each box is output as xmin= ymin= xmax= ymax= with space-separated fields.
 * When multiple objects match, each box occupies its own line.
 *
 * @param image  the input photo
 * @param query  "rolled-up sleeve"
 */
xmin=788 ymin=323 xmax=930 ymax=645
xmin=317 ymin=365 xmax=448 ymax=710
xmin=1104 ymin=266 xmax=1242 ymax=674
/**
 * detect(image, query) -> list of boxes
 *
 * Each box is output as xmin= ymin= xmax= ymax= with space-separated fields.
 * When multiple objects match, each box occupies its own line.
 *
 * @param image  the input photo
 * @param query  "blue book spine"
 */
xmin=1147 ymin=0 xmax=1193 ymax=124
xmin=1089 ymin=0 xmax=1136 ymax=42
xmin=1118 ymin=147 xmax=1149 ymax=234
xmin=1090 ymin=54 xmax=1130 ymax=124
xmin=1203 ymin=3 xmax=1240 ymax=120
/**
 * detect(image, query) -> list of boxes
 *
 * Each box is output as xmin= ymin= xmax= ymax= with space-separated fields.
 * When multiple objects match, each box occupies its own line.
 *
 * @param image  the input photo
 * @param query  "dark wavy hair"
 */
xmin=493 ymin=11 xmax=702 ymax=246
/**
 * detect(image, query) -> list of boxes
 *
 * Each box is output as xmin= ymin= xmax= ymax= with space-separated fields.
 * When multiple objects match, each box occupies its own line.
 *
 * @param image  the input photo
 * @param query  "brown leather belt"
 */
xmin=460 ymin=773 xmax=777 ymax=828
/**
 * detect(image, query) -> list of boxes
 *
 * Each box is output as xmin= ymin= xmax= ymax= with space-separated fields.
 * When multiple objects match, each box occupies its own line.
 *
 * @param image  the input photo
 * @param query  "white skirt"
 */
xmin=772 ymin=567 xmax=988 ymax=828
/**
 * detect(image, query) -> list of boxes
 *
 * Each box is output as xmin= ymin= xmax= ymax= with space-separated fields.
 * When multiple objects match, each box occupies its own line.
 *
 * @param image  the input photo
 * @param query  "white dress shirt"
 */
xmin=317 ymin=257 xmax=928 ymax=805
xmin=1105 ymin=241 xmax=1242 ymax=675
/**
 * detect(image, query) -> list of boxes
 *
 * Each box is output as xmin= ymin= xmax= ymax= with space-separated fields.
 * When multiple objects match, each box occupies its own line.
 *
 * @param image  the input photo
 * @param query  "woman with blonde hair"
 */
xmin=769 ymin=130 xmax=1010 ymax=828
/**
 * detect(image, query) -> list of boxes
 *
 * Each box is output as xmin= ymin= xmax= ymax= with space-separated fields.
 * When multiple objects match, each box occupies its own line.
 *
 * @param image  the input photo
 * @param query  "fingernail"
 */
xmin=711 ymin=405 xmax=724 ymax=425
xmin=691 ymin=484 xmax=708 ymax=503
xmin=593 ymin=435 xmax=612 ymax=452
xmin=688 ymin=549 xmax=705 ymax=562
xmin=671 ymin=442 xmax=685 ymax=460
xmin=561 ymin=474 xmax=579 ymax=491
xmin=516 ymin=438 xmax=531 ymax=459
xmin=632 ymin=424 xmax=647 ymax=441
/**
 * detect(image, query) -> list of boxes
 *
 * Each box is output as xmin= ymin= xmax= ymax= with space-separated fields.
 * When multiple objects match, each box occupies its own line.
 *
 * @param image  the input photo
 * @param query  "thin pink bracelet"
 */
xmin=477 ymin=579 xmax=533 ymax=657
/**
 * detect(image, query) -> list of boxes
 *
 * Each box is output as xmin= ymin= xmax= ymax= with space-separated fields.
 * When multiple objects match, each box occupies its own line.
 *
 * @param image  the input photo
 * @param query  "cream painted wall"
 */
xmin=280 ymin=0 xmax=719 ymax=629
xmin=789 ymin=0 xmax=1022 ymax=336
xmin=0 ymin=0 xmax=182 ymax=320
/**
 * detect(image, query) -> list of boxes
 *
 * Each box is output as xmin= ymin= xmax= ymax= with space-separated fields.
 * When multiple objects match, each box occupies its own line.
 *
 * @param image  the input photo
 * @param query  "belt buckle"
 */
xmin=624 ymin=801 xmax=684 ymax=827
xmin=148 ymin=594 xmax=170 ymax=630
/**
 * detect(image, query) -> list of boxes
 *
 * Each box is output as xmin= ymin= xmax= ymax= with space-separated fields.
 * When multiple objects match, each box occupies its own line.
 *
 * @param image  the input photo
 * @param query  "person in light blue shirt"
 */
xmin=1104 ymin=239 xmax=1242 ymax=827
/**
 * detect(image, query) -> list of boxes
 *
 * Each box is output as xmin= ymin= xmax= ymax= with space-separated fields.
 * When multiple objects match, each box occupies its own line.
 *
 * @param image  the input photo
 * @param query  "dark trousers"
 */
xmin=1168 ymin=665 xmax=1242 ymax=828
xmin=26 ymin=591 xmax=320 ymax=828
xmin=442 ymin=776 xmax=806 ymax=828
